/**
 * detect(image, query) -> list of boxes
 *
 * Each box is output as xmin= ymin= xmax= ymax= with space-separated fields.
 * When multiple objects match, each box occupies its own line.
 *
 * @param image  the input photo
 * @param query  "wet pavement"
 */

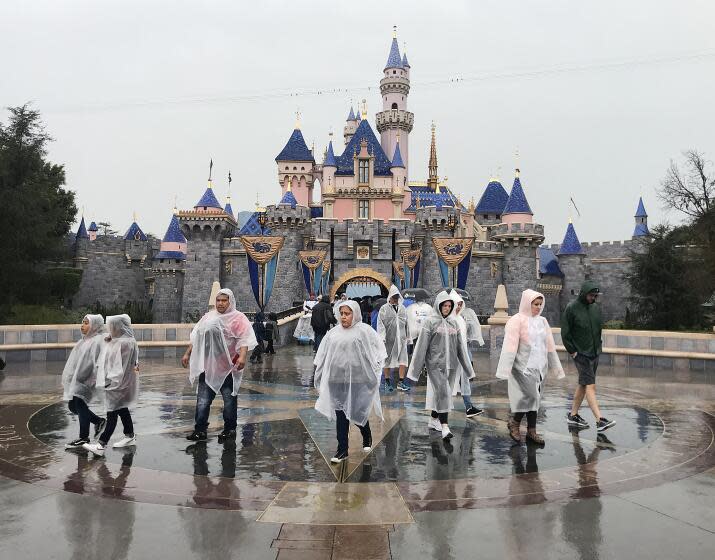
xmin=0 ymin=345 xmax=713 ymax=558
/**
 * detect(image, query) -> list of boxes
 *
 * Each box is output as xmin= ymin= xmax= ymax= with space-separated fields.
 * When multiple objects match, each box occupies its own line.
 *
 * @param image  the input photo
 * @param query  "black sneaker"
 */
xmin=362 ymin=433 xmax=372 ymax=451
xmin=94 ymin=418 xmax=107 ymax=439
xmin=331 ymin=450 xmax=348 ymax=464
xmin=596 ymin=417 xmax=616 ymax=432
xmin=186 ymin=430 xmax=208 ymax=442
xmin=218 ymin=430 xmax=236 ymax=442
xmin=567 ymin=413 xmax=589 ymax=428
xmin=465 ymin=407 xmax=484 ymax=418
xmin=65 ymin=438 xmax=89 ymax=450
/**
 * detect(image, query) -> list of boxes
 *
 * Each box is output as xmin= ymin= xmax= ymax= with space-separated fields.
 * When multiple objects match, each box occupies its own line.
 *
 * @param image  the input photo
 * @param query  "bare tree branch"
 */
xmin=657 ymin=150 xmax=714 ymax=219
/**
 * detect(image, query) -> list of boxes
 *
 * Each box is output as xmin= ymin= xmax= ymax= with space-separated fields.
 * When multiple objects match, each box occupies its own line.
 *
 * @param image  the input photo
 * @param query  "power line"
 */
xmin=47 ymin=48 xmax=715 ymax=113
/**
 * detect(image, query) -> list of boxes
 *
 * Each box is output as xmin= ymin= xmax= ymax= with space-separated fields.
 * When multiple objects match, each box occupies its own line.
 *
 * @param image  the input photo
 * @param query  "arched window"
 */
xmin=358 ymin=160 xmax=369 ymax=184
xmin=391 ymin=102 xmax=398 ymax=110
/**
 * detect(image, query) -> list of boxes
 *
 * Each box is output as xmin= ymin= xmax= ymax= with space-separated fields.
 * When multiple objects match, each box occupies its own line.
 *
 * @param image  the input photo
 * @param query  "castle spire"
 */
xmin=384 ymin=26 xmax=402 ymax=70
xmin=428 ymin=122 xmax=439 ymax=191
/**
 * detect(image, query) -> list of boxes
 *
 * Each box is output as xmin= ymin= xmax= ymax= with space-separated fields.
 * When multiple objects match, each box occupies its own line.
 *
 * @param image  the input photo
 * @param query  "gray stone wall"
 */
xmin=152 ymin=270 xmax=184 ymax=323
xmin=465 ymin=254 xmax=502 ymax=315
xmin=181 ymin=235 xmax=222 ymax=320
xmin=501 ymin=242 xmax=539 ymax=315
xmin=72 ymin=236 xmax=151 ymax=308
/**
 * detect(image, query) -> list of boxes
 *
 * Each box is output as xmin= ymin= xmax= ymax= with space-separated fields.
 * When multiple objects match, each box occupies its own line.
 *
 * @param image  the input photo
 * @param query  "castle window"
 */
xmin=358 ymin=199 xmax=369 ymax=219
xmin=393 ymin=70 xmax=396 ymax=74
xmin=301 ymin=166 xmax=304 ymax=170
xmin=391 ymin=102 xmax=398 ymax=110
xmin=293 ymin=166 xmax=297 ymax=170
xmin=484 ymin=214 xmax=489 ymax=220
xmin=358 ymin=159 xmax=369 ymax=184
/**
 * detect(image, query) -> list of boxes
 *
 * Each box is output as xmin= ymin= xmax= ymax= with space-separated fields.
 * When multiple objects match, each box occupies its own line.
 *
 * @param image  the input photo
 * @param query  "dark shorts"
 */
xmin=575 ymin=354 xmax=599 ymax=386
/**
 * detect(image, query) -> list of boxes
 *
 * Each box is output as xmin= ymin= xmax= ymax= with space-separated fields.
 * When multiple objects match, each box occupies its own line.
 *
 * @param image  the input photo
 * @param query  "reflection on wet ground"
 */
xmin=1 ymin=345 xmax=714 ymax=558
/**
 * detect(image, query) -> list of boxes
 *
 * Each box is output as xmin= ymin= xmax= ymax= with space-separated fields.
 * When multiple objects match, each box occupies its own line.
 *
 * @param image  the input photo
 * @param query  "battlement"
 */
xmin=547 ymin=239 xmax=635 ymax=254
xmin=491 ymin=222 xmax=545 ymax=242
xmin=375 ymin=108 xmax=414 ymax=132
xmin=472 ymin=240 xmax=504 ymax=255
xmin=266 ymin=204 xmax=311 ymax=227
xmin=415 ymin=205 xmax=460 ymax=230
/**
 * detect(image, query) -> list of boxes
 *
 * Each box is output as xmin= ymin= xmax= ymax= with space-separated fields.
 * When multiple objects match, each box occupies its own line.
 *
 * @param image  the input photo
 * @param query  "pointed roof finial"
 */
xmin=295 ymin=108 xmax=301 ymax=129
xmin=173 ymin=194 xmax=178 ymax=214
xmin=428 ymin=121 xmax=439 ymax=191
xmin=133 ymin=210 xmax=137 ymax=223
xmin=393 ymin=25 xmax=397 ymax=39
xmin=208 ymin=158 xmax=213 ymax=182
xmin=360 ymin=98 xmax=368 ymax=119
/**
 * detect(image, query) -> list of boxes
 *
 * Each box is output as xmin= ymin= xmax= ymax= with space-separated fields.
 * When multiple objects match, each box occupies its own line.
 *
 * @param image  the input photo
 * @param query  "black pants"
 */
xmin=265 ymin=340 xmax=275 ymax=354
xmin=514 ymin=410 xmax=538 ymax=429
xmin=68 ymin=397 xmax=102 ymax=440
xmin=250 ymin=342 xmax=264 ymax=362
xmin=336 ymin=410 xmax=371 ymax=454
xmin=99 ymin=408 xmax=134 ymax=445
xmin=431 ymin=410 xmax=448 ymax=424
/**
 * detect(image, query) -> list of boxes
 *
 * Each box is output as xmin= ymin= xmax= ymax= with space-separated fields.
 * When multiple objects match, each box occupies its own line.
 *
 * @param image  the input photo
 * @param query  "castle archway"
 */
xmin=330 ymin=267 xmax=392 ymax=299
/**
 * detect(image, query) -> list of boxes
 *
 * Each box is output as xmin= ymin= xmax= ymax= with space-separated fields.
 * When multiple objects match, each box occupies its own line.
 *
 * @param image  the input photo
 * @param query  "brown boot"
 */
xmin=526 ymin=428 xmax=545 ymax=445
xmin=507 ymin=417 xmax=521 ymax=442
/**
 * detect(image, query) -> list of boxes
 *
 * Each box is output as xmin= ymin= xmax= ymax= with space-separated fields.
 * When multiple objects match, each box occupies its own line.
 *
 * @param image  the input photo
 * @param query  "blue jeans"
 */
xmin=194 ymin=372 xmax=237 ymax=432
xmin=313 ymin=331 xmax=325 ymax=352
xmin=462 ymin=395 xmax=474 ymax=409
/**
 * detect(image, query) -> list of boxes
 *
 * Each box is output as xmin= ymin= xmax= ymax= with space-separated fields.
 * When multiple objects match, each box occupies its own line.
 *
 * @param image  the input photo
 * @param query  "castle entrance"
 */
xmin=330 ymin=267 xmax=391 ymax=299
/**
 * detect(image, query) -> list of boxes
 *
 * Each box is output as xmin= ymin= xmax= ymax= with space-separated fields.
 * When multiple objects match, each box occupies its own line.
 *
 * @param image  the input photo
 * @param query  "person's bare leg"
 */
xmin=584 ymin=384 xmax=602 ymax=420
xmin=398 ymin=364 xmax=406 ymax=380
xmin=383 ymin=367 xmax=391 ymax=385
xmin=571 ymin=385 xmax=586 ymax=416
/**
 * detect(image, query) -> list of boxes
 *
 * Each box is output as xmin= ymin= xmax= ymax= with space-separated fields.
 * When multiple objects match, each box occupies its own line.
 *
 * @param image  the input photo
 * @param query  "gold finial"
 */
xmin=469 ymin=197 xmax=475 ymax=212
xmin=295 ymin=108 xmax=301 ymax=129
xmin=393 ymin=25 xmax=397 ymax=39
xmin=514 ymin=147 xmax=520 ymax=177
xmin=396 ymin=132 xmax=400 ymax=143
xmin=568 ymin=215 xmax=573 ymax=224
xmin=286 ymin=179 xmax=292 ymax=192
xmin=416 ymin=195 xmax=421 ymax=208
xmin=515 ymin=168 xmax=520 ymax=178
xmin=133 ymin=211 xmax=137 ymax=223
xmin=360 ymin=98 xmax=368 ymax=119
xmin=173 ymin=195 xmax=178 ymax=214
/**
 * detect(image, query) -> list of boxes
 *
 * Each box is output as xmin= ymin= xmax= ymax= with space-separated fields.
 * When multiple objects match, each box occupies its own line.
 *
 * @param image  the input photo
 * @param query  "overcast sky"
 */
xmin=2 ymin=0 xmax=714 ymax=244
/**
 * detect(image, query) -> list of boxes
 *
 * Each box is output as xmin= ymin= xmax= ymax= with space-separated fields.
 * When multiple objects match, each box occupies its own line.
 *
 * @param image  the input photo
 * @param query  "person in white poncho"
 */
xmin=450 ymin=291 xmax=485 ymax=418
xmin=182 ymin=288 xmax=257 ymax=443
xmin=407 ymin=291 xmax=475 ymax=441
xmin=496 ymin=289 xmax=564 ymax=444
xmin=377 ymin=284 xmax=410 ymax=392
xmin=314 ymin=299 xmax=387 ymax=464
xmin=62 ymin=314 xmax=107 ymax=449
xmin=84 ymin=315 xmax=139 ymax=456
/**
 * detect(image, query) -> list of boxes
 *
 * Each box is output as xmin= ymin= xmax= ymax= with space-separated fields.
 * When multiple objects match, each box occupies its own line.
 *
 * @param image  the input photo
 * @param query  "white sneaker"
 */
xmin=428 ymin=418 xmax=442 ymax=431
xmin=112 ymin=436 xmax=136 ymax=448
xmin=83 ymin=442 xmax=105 ymax=457
xmin=441 ymin=425 xmax=453 ymax=440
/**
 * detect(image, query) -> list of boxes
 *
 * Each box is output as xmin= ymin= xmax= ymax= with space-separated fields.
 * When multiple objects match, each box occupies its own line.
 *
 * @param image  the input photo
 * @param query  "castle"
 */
xmin=71 ymin=32 xmax=650 ymax=327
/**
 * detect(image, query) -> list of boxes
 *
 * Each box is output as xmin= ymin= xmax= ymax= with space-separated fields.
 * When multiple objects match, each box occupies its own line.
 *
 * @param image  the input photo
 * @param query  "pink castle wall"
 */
xmin=333 ymin=199 xmax=354 ymax=221
xmin=502 ymin=213 xmax=533 ymax=226
xmin=373 ymin=199 xmax=393 ymax=220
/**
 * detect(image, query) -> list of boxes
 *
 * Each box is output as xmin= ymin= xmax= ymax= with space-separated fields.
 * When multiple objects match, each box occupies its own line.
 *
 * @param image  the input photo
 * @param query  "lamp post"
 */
xmin=447 ymin=213 xmax=456 ymax=234
xmin=257 ymin=208 xmax=268 ymax=233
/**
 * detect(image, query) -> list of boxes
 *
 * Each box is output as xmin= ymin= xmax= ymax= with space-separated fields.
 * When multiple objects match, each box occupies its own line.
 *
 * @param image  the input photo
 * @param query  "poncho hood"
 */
xmin=387 ymin=284 xmax=404 ymax=306
xmin=434 ymin=290 xmax=456 ymax=317
xmin=336 ymin=299 xmax=363 ymax=327
xmin=106 ymin=314 xmax=134 ymax=338
xmin=518 ymin=289 xmax=545 ymax=318
xmin=578 ymin=280 xmax=600 ymax=304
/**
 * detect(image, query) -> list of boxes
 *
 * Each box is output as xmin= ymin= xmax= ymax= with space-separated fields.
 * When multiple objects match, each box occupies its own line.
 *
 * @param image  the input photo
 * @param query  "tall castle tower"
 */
xmin=375 ymin=28 xmax=414 ymax=178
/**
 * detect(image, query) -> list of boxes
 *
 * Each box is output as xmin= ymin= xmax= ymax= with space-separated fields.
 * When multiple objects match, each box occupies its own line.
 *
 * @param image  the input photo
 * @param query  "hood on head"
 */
xmin=387 ymin=284 xmax=403 ymax=306
xmin=216 ymin=288 xmax=237 ymax=313
xmin=337 ymin=300 xmax=363 ymax=327
xmin=451 ymin=291 xmax=465 ymax=315
xmin=433 ymin=290 xmax=456 ymax=317
xmin=518 ymin=289 xmax=545 ymax=317
xmin=578 ymin=280 xmax=600 ymax=304
xmin=83 ymin=314 xmax=105 ymax=337
xmin=106 ymin=314 xmax=134 ymax=338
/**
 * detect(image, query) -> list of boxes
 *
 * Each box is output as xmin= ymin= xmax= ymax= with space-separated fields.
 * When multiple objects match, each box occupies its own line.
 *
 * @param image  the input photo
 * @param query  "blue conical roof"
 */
xmin=633 ymin=222 xmax=650 ymax=237
xmin=503 ymin=176 xmax=533 ymax=215
xmin=162 ymin=214 xmax=187 ymax=243
xmin=347 ymin=107 xmax=356 ymax=121
xmin=335 ymin=119 xmax=393 ymax=177
xmin=391 ymin=142 xmax=405 ymax=168
xmin=557 ymin=222 xmax=583 ymax=255
xmin=402 ymin=52 xmax=410 ymax=68
xmin=539 ymin=246 xmax=563 ymax=276
xmin=475 ymin=180 xmax=510 ymax=214
xmin=124 ymin=222 xmax=147 ymax=241
xmin=88 ymin=221 xmax=98 ymax=232
xmin=279 ymin=189 xmax=298 ymax=209
xmin=224 ymin=202 xmax=234 ymax=219
xmin=194 ymin=185 xmax=222 ymax=209
xmin=635 ymin=197 xmax=648 ymax=218
xmin=385 ymin=37 xmax=403 ymax=70
xmin=76 ymin=217 xmax=89 ymax=239
xmin=324 ymin=141 xmax=337 ymax=167
xmin=275 ymin=128 xmax=315 ymax=162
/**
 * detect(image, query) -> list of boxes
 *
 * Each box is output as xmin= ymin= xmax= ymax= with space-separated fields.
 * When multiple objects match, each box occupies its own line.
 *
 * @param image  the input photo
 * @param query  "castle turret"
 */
xmin=376 ymin=27 xmax=414 ymax=176
xmin=123 ymin=217 xmax=149 ymax=266
xmin=152 ymin=211 xmax=187 ymax=322
xmin=633 ymin=197 xmax=649 ymax=237
xmin=74 ymin=217 xmax=90 ymax=269
xmin=501 ymin=170 xmax=533 ymax=225
xmin=88 ymin=221 xmax=98 ymax=241
xmin=427 ymin=122 xmax=439 ymax=191
xmin=475 ymin=178 xmax=509 ymax=228
xmin=557 ymin=220 xmax=586 ymax=308
xmin=276 ymin=123 xmax=315 ymax=208
xmin=322 ymin=136 xmax=337 ymax=218
xmin=343 ymin=107 xmax=358 ymax=146
xmin=224 ymin=196 xmax=234 ymax=220
xmin=76 ymin=217 xmax=89 ymax=240
xmin=390 ymin=136 xmax=407 ymax=219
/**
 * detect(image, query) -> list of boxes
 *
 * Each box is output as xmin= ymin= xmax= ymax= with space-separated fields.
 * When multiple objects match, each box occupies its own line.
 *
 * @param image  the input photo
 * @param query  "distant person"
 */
xmin=310 ymin=295 xmax=336 ymax=352
xmin=360 ymin=296 xmax=373 ymax=324
xmin=377 ymin=285 xmax=410 ymax=392
xmin=451 ymin=292 xmax=484 ymax=418
xmin=84 ymin=315 xmax=139 ymax=456
xmin=250 ymin=311 xmax=267 ymax=364
xmin=562 ymin=281 xmax=615 ymax=432
xmin=264 ymin=313 xmax=279 ymax=355
xmin=314 ymin=299 xmax=387 ymax=464
xmin=182 ymin=289 xmax=257 ymax=442
xmin=497 ymin=289 xmax=564 ymax=444
xmin=332 ymin=292 xmax=348 ymax=318
xmin=62 ymin=314 xmax=107 ymax=450
xmin=407 ymin=291 xmax=474 ymax=440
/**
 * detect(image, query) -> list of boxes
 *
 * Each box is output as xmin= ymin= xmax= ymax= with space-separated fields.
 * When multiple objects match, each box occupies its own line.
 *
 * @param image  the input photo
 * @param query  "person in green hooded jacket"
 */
xmin=561 ymin=280 xmax=616 ymax=432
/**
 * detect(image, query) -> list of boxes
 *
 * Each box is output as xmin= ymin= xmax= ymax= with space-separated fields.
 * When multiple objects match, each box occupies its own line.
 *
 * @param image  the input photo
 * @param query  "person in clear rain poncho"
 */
xmin=451 ymin=291 xmax=485 ymax=418
xmin=182 ymin=288 xmax=257 ymax=443
xmin=314 ymin=300 xmax=387 ymax=463
xmin=84 ymin=315 xmax=139 ymax=457
xmin=377 ymin=284 xmax=410 ymax=392
xmin=496 ymin=289 xmax=564 ymax=444
xmin=407 ymin=290 xmax=475 ymax=441
xmin=62 ymin=314 xmax=107 ymax=449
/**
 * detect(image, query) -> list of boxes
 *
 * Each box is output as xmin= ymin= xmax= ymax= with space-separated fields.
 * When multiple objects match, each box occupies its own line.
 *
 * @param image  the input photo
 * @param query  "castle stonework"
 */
xmin=71 ymin=36 xmax=649 ymax=325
